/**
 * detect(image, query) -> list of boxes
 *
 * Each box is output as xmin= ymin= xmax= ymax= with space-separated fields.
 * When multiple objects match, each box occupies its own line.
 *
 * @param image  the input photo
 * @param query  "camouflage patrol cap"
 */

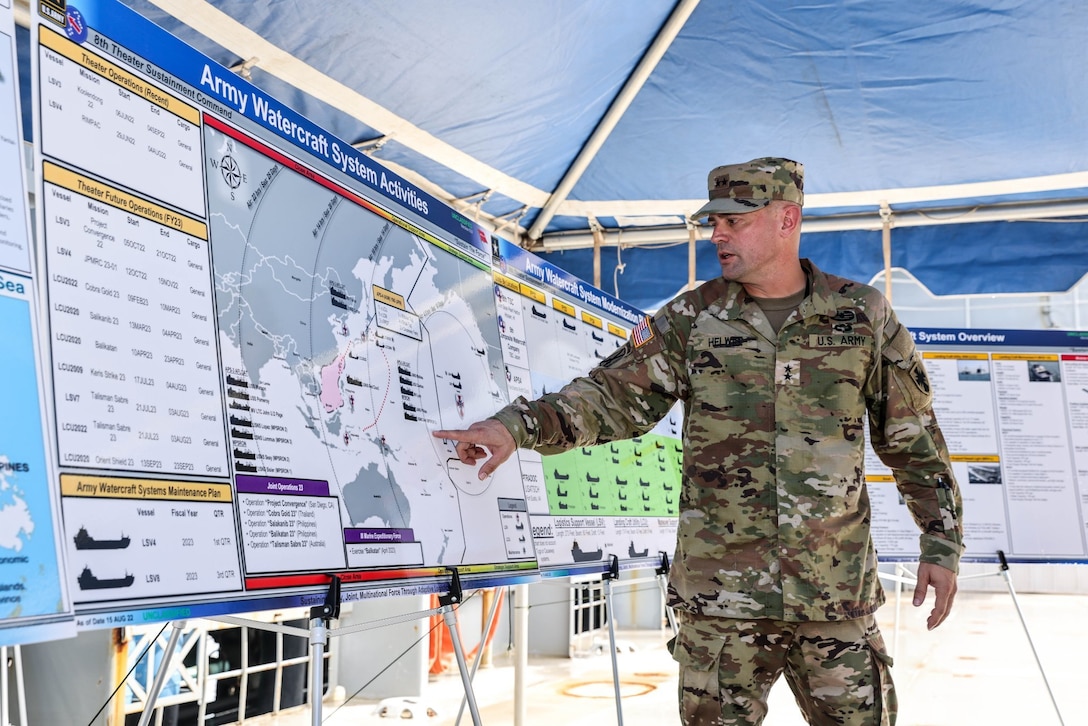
xmin=690 ymin=157 xmax=804 ymax=219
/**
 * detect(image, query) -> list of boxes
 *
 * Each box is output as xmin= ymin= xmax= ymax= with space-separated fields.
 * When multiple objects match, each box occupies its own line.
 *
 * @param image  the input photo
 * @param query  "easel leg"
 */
xmin=513 ymin=584 xmax=529 ymax=726
xmin=893 ymin=563 xmax=905 ymax=658
xmin=997 ymin=555 xmax=1066 ymax=726
xmin=441 ymin=606 xmax=483 ymax=726
xmin=602 ymin=555 xmax=624 ymax=726
xmin=308 ymin=616 xmax=328 ymax=726
xmin=15 ymin=645 xmax=27 ymax=726
xmin=455 ymin=589 xmax=504 ymax=725
xmin=656 ymin=552 xmax=677 ymax=636
xmin=136 ymin=620 xmax=187 ymax=726
xmin=2 ymin=645 xmax=9 ymax=726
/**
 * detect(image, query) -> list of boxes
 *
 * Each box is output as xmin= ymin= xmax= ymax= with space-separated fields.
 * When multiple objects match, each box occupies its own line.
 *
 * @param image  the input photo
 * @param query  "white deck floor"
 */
xmin=248 ymin=590 xmax=1086 ymax=726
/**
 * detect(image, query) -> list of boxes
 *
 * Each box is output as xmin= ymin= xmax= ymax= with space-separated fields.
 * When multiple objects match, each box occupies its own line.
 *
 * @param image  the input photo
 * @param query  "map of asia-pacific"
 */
xmin=204 ymin=118 xmax=535 ymax=588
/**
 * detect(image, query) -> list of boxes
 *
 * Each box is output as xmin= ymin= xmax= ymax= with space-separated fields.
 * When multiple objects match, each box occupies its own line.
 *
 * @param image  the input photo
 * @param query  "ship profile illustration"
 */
xmin=225 ymin=374 xmax=249 ymax=388
xmin=629 ymin=541 xmax=649 ymax=558
xmin=77 ymin=566 xmax=135 ymax=590
xmin=233 ymin=447 xmax=256 ymax=460
xmin=235 ymin=462 xmax=257 ymax=473
xmin=229 ymin=400 xmax=251 ymax=411
xmin=562 ymin=319 xmax=576 ymax=331
xmin=571 ymin=541 xmax=603 ymax=562
xmin=73 ymin=527 xmax=130 ymax=550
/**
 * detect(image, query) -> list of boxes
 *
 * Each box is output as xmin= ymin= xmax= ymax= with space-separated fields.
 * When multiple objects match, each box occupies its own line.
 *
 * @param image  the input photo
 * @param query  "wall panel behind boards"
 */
xmin=0 ymin=0 xmax=74 ymax=646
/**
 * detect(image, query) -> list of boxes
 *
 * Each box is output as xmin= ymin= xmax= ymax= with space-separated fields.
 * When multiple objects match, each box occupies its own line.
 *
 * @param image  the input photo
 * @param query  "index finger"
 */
xmin=432 ymin=428 xmax=471 ymax=441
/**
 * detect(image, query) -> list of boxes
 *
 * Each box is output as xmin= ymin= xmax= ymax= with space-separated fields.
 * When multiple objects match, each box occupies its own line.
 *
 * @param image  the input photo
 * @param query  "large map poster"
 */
xmin=493 ymin=238 xmax=681 ymax=574
xmin=0 ymin=0 xmax=74 ymax=645
xmin=33 ymin=0 xmax=534 ymax=628
xmin=869 ymin=328 xmax=1088 ymax=564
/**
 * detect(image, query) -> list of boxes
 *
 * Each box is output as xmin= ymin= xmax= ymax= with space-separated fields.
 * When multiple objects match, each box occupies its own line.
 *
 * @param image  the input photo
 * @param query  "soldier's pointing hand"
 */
xmin=433 ymin=419 xmax=516 ymax=480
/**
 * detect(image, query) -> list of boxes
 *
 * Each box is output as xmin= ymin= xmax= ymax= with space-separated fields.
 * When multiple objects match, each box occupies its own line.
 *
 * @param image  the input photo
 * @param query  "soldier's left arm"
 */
xmin=866 ymin=313 xmax=965 ymax=578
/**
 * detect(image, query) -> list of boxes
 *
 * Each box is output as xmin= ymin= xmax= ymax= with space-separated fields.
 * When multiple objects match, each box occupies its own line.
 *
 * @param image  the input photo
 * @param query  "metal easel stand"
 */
xmin=453 ymin=584 xmax=505 ymax=726
xmin=135 ymin=620 xmax=188 ymax=726
xmin=879 ymin=551 xmax=1066 ymax=726
xmin=655 ymin=551 xmax=679 ymax=636
xmin=599 ymin=551 xmax=678 ymax=726
xmin=1 ymin=644 xmax=28 ymax=726
xmin=207 ymin=569 xmax=485 ymax=726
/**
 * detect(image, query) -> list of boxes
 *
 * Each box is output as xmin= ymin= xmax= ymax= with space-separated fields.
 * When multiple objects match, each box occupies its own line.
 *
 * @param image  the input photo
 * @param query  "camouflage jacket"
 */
xmin=493 ymin=260 xmax=964 ymax=622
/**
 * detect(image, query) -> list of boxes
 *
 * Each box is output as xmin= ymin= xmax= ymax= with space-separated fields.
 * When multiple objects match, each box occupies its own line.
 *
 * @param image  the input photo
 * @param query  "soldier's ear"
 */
xmin=779 ymin=203 xmax=802 ymax=234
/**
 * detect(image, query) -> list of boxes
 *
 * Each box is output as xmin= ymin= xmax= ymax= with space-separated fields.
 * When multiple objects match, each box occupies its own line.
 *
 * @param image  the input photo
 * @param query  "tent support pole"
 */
xmin=687 ymin=223 xmax=696 ymax=291
xmin=593 ymin=222 xmax=603 ymax=289
xmin=526 ymin=0 xmax=703 ymax=241
xmin=880 ymin=201 xmax=893 ymax=303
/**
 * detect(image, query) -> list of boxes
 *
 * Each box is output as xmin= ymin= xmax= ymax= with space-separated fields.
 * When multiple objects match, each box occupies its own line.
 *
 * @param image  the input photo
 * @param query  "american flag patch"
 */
xmin=631 ymin=316 xmax=655 ymax=347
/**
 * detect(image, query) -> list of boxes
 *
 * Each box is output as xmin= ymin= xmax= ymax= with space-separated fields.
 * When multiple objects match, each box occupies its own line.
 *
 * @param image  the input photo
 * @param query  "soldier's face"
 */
xmin=706 ymin=205 xmax=781 ymax=283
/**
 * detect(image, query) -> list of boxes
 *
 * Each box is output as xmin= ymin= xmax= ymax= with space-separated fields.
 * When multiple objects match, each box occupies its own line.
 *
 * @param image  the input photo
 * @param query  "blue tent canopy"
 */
xmin=18 ymin=0 xmax=1088 ymax=311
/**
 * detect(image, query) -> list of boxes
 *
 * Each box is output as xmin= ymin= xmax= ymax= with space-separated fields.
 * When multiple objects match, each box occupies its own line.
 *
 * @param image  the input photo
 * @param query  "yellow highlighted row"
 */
xmin=372 ymin=285 xmax=405 ymax=310
xmin=62 ymin=473 xmax=233 ymax=502
xmin=924 ymin=352 xmax=988 ymax=360
xmin=44 ymin=162 xmax=207 ymax=239
xmin=493 ymin=273 xmax=630 ymax=339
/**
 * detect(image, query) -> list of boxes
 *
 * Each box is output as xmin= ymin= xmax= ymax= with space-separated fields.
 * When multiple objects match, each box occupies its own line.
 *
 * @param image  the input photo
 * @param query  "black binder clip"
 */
xmin=439 ymin=567 xmax=464 ymax=607
xmin=310 ymin=574 xmax=341 ymax=621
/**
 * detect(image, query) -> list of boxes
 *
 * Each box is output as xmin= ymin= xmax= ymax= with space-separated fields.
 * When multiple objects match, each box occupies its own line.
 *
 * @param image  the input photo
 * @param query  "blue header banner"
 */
xmin=911 ymin=327 xmax=1088 ymax=349
xmin=495 ymin=236 xmax=644 ymax=325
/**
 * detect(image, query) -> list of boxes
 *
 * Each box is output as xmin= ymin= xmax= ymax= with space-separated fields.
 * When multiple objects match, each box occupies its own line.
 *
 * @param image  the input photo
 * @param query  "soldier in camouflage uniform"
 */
xmin=434 ymin=158 xmax=963 ymax=725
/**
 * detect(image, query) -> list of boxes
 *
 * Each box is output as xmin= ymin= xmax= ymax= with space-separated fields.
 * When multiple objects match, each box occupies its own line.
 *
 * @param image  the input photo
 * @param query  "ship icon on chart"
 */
xmin=77 ymin=566 xmax=135 ymax=591
xmin=571 ymin=541 xmax=603 ymax=562
xmin=73 ymin=527 xmax=130 ymax=550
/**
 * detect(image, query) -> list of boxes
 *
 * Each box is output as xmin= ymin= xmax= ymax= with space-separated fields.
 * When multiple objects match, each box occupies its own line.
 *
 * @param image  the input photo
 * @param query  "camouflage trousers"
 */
xmin=669 ymin=612 xmax=896 ymax=725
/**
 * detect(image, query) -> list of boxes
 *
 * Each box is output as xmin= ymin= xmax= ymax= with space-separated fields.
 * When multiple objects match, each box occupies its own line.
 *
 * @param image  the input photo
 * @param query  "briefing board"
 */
xmin=31 ymin=0 xmax=536 ymax=630
xmin=870 ymin=327 xmax=1088 ymax=564
xmin=9 ymin=0 xmax=1086 ymax=648
xmin=0 ymin=0 xmax=75 ymax=646
xmin=492 ymin=238 xmax=682 ymax=575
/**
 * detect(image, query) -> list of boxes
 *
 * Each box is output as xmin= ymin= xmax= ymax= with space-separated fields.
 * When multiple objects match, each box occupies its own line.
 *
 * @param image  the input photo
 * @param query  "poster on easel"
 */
xmin=30 ymin=0 xmax=538 ymax=629
xmin=492 ymin=236 xmax=681 ymax=575
xmin=869 ymin=327 xmax=1088 ymax=564
xmin=0 ymin=0 xmax=75 ymax=645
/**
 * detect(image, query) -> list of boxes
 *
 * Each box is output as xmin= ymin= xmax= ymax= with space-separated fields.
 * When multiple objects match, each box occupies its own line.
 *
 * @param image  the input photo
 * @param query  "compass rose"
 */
xmin=220 ymin=154 xmax=243 ymax=189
